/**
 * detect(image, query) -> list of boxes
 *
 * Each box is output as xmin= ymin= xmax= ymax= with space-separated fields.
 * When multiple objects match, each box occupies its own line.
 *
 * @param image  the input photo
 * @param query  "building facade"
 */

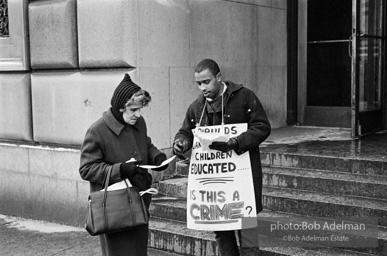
xmin=1 ymin=0 xmax=386 ymax=226
xmin=0 ymin=0 xmax=287 ymax=225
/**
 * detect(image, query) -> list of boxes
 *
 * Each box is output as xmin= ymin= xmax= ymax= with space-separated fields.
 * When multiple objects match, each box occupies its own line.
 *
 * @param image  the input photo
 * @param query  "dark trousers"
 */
xmin=214 ymin=229 xmax=261 ymax=256
xmin=214 ymin=230 xmax=240 ymax=256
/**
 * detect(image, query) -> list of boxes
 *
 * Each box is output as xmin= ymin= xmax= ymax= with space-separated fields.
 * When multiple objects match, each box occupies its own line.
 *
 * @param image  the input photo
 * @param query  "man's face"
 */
xmin=195 ymin=69 xmax=222 ymax=100
xmin=122 ymin=102 xmax=143 ymax=125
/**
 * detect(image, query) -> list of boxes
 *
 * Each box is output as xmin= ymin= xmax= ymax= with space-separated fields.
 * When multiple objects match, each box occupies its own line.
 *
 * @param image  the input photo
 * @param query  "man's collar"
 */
xmin=206 ymin=82 xmax=227 ymax=102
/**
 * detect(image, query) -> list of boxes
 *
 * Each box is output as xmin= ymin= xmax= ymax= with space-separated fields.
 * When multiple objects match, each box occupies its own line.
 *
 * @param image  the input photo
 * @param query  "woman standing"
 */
xmin=79 ymin=73 xmax=168 ymax=256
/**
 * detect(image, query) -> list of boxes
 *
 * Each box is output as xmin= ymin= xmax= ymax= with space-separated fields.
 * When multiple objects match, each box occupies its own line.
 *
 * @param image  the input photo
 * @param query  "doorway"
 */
xmin=296 ymin=0 xmax=386 ymax=135
xmin=303 ymin=0 xmax=352 ymax=127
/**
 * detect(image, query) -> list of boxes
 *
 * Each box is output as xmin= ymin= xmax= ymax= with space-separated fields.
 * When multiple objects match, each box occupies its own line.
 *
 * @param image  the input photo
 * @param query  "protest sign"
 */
xmin=187 ymin=123 xmax=257 ymax=231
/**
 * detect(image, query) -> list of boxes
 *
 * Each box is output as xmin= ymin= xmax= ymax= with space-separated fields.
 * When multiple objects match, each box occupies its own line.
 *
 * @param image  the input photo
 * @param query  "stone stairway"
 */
xmin=147 ymin=145 xmax=387 ymax=255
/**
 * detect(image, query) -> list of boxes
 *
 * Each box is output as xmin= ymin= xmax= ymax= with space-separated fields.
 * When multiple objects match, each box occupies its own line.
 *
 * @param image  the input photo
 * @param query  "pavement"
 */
xmin=0 ymin=214 xmax=174 ymax=256
xmin=1 ymin=126 xmax=386 ymax=256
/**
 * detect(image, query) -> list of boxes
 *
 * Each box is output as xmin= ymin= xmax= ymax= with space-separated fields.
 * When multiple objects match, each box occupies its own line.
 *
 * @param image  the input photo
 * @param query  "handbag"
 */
xmin=85 ymin=169 xmax=149 ymax=236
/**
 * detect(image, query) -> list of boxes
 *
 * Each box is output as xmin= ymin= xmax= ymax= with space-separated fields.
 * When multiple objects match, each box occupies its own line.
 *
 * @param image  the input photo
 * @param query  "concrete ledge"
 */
xmin=0 ymin=141 xmax=174 ymax=226
xmin=0 ymin=142 xmax=88 ymax=226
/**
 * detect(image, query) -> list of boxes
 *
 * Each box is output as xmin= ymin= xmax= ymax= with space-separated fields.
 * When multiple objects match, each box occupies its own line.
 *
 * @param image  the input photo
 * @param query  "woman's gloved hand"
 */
xmin=151 ymin=153 xmax=168 ymax=171
xmin=135 ymin=166 xmax=148 ymax=175
xmin=130 ymin=174 xmax=148 ymax=191
xmin=119 ymin=159 xmax=143 ymax=179
xmin=130 ymin=173 xmax=153 ymax=209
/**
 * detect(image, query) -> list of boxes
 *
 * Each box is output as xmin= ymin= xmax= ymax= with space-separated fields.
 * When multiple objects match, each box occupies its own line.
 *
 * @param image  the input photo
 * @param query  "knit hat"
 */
xmin=110 ymin=73 xmax=141 ymax=124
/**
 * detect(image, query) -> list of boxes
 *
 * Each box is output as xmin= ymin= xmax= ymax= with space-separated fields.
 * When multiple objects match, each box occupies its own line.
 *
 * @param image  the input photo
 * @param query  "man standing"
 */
xmin=173 ymin=59 xmax=271 ymax=255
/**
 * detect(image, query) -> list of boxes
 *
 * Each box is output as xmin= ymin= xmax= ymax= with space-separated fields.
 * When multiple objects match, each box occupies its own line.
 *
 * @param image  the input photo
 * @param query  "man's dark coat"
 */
xmin=175 ymin=81 xmax=271 ymax=213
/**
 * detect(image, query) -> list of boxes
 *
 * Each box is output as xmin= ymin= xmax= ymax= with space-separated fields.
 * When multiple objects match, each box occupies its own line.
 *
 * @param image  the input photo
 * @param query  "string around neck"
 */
xmin=197 ymin=90 xmax=225 ymax=128
xmin=197 ymin=98 xmax=207 ymax=128
xmin=221 ymin=90 xmax=224 ymax=126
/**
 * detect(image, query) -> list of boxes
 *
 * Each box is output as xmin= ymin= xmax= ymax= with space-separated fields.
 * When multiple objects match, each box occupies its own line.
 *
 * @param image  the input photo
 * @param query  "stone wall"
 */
xmin=0 ymin=0 xmax=287 ymax=226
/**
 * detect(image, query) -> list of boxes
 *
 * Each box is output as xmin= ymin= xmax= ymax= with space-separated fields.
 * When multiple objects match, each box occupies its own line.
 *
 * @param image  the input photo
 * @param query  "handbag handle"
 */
xmin=101 ymin=169 xmax=112 ymax=232
xmin=101 ymin=169 xmax=131 ymax=200
xmin=102 ymin=169 xmax=113 ymax=207
xmin=100 ymin=170 xmax=133 ymax=232
xmin=123 ymin=179 xmax=132 ymax=204
xmin=102 ymin=170 xmax=133 ymax=205
xmin=101 ymin=171 xmax=157 ymax=205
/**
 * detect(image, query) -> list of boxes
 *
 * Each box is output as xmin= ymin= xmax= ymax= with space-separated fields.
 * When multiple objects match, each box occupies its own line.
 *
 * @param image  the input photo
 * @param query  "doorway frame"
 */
xmin=286 ymin=0 xmax=298 ymax=126
xmin=351 ymin=0 xmax=386 ymax=136
xmin=293 ymin=0 xmax=386 ymax=132
xmin=297 ymin=0 xmax=307 ymax=126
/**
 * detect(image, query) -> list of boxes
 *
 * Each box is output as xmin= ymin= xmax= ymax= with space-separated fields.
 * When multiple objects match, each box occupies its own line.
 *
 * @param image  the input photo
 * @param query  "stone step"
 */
xmin=149 ymin=247 xmax=183 ymax=256
xmin=262 ymin=166 xmax=387 ymax=199
xmin=260 ymin=150 xmax=387 ymax=176
xmin=157 ymin=176 xmax=188 ymax=198
xmin=257 ymin=210 xmax=387 ymax=256
xmin=156 ymin=178 xmax=387 ymax=225
xmin=149 ymin=206 xmax=383 ymax=255
xmin=148 ymin=217 xmax=217 ymax=256
xmin=150 ymin=195 xmax=387 ymax=236
xmin=150 ymin=195 xmax=186 ymax=222
xmin=263 ymin=186 xmax=387 ymax=226
xmin=175 ymin=150 xmax=387 ymax=177
xmin=167 ymin=167 xmax=387 ymax=201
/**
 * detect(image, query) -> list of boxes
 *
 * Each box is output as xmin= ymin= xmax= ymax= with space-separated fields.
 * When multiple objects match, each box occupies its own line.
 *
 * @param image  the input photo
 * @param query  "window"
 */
xmin=0 ymin=0 xmax=9 ymax=37
xmin=0 ymin=0 xmax=29 ymax=70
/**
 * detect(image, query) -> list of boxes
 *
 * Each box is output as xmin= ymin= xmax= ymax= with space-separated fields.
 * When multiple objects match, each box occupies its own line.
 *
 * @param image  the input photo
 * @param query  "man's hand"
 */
xmin=209 ymin=138 xmax=238 ymax=153
xmin=173 ymin=139 xmax=189 ymax=159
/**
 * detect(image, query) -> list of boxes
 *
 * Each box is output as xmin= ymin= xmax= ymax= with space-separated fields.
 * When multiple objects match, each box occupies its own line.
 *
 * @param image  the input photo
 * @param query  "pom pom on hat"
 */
xmin=111 ymin=73 xmax=141 ymax=111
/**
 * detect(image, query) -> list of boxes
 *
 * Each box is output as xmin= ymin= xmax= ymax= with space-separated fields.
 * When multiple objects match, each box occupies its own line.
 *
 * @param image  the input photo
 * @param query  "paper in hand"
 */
xmin=138 ymin=155 xmax=176 ymax=169
xmin=195 ymin=132 xmax=229 ymax=151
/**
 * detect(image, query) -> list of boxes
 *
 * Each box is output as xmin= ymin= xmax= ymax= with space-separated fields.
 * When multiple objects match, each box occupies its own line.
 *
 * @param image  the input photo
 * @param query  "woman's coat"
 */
xmin=79 ymin=108 xmax=162 ymax=256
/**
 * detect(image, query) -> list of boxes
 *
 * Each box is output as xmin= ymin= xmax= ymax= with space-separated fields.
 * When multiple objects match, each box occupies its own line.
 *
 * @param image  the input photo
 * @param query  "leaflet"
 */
xmin=139 ymin=155 xmax=176 ymax=169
